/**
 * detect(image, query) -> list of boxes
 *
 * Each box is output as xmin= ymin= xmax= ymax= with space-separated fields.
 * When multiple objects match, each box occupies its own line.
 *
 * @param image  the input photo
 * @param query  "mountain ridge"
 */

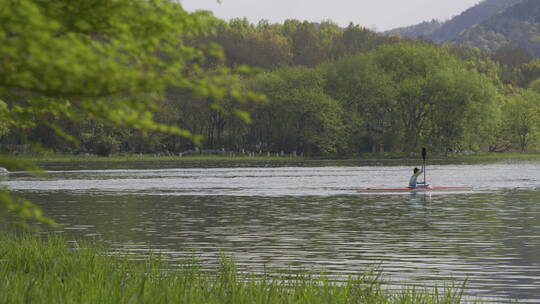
xmin=385 ymin=0 xmax=523 ymax=40
xmin=384 ymin=0 xmax=540 ymax=57
xmin=454 ymin=0 xmax=540 ymax=56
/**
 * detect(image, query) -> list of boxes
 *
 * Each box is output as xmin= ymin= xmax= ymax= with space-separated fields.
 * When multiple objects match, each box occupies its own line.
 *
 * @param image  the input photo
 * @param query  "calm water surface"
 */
xmin=3 ymin=161 xmax=540 ymax=302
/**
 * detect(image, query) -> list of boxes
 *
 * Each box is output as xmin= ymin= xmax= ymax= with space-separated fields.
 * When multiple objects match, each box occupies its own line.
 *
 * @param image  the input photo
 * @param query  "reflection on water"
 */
xmin=3 ymin=162 xmax=540 ymax=303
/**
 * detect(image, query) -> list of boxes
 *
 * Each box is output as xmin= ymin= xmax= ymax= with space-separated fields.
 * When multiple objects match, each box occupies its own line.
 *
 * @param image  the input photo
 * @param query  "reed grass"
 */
xmin=0 ymin=233 xmax=476 ymax=304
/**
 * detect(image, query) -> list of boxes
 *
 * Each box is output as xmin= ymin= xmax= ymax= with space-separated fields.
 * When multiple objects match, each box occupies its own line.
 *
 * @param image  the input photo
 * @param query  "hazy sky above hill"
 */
xmin=180 ymin=0 xmax=482 ymax=31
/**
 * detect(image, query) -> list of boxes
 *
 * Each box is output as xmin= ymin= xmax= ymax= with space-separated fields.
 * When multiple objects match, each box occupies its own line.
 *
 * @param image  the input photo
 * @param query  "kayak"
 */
xmin=360 ymin=148 xmax=475 ymax=193
xmin=360 ymin=186 xmax=473 ymax=192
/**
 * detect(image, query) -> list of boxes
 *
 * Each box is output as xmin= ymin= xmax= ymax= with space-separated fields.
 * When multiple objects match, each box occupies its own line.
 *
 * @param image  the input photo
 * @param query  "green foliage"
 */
xmin=249 ymin=66 xmax=345 ymax=155
xmin=530 ymin=78 xmax=540 ymax=93
xmin=0 ymin=0 xmax=259 ymax=145
xmin=0 ymin=0 xmax=262 ymax=227
xmin=0 ymin=191 xmax=57 ymax=229
xmin=324 ymin=53 xmax=397 ymax=152
xmin=501 ymin=89 xmax=540 ymax=152
xmin=290 ymin=21 xmax=326 ymax=67
xmin=0 ymin=233 xmax=469 ymax=304
xmin=1 ymin=1 xmax=538 ymax=164
xmin=324 ymin=42 xmax=504 ymax=153
xmin=215 ymin=20 xmax=292 ymax=68
xmin=372 ymin=43 xmax=484 ymax=151
xmin=492 ymin=45 xmax=533 ymax=68
xmin=426 ymin=67 xmax=500 ymax=152
xmin=211 ymin=18 xmax=401 ymax=70
xmin=519 ymin=58 xmax=540 ymax=87
xmin=0 ymin=100 xmax=10 ymax=137
xmin=332 ymin=23 xmax=400 ymax=59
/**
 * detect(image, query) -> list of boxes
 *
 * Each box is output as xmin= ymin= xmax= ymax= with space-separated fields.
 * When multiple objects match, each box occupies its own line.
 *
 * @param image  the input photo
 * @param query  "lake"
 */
xmin=2 ymin=160 xmax=540 ymax=303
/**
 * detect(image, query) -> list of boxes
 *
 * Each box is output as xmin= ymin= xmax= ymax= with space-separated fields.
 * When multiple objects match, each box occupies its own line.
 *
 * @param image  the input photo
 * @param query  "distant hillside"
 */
xmin=454 ymin=0 xmax=540 ymax=56
xmin=385 ymin=0 xmax=523 ymax=42
xmin=384 ymin=20 xmax=442 ymax=39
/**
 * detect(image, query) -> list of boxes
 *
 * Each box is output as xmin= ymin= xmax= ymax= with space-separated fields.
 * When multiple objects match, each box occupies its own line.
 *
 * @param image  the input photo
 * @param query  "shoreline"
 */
xmin=2 ymin=152 xmax=540 ymax=171
xmin=6 ymin=152 xmax=540 ymax=163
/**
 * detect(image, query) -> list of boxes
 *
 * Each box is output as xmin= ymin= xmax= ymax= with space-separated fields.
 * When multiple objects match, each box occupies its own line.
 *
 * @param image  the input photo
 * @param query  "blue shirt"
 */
xmin=409 ymin=169 xmax=424 ymax=188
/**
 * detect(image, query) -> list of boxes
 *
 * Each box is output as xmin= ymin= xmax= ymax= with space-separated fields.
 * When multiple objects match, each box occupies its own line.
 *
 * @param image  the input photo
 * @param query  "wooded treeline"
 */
xmin=2 ymin=14 xmax=540 ymax=156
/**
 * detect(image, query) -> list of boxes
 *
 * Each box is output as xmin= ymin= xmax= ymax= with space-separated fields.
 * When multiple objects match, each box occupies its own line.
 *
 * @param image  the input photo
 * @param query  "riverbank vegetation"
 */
xmin=2 ymin=11 xmax=540 ymax=157
xmin=0 ymin=233 xmax=470 ymax=304
xmin=4 ymin=151 xmax=539 ymax=168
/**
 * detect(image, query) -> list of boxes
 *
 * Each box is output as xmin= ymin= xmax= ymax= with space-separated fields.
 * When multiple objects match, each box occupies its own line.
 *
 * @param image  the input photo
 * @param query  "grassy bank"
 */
xmin=9 ymin=153 xmax=304 ymax=164
xmin=7 ymin=151 xmax=540 ymax=164
xmin=452 ymin=152 xmax=540 ymax=160
xmin=3 ymin=152 xmax=540 ymax=172
xmin=0 ymin=233 xmax=470 ymax=304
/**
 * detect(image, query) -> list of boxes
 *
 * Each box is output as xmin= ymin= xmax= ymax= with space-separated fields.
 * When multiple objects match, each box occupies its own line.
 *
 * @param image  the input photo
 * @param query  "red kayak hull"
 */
xmin=360 ymin=186 xmax=473 ymax=192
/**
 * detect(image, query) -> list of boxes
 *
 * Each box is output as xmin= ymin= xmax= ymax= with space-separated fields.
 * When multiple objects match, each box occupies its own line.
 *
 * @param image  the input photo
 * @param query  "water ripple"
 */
xmin=3 ymin=163 xmax=540 ymax=302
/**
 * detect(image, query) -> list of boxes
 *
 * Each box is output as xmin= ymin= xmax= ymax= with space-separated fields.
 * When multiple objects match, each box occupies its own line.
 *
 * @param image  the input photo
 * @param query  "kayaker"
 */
xmin=409 ymin=166 xmax=427 ymax=188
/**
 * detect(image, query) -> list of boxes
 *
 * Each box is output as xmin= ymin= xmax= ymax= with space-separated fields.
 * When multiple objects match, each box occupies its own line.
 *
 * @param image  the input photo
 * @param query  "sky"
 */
xmin=180 ymin=0 xmax=483 ymax=31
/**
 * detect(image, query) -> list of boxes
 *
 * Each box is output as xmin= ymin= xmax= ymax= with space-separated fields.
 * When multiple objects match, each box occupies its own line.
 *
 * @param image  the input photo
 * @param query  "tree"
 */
xmin=369 ymin=42 xmax=503 ymax=152
xmin=502 ymin=90 xmax=540 ymax=152
xmin=492 ymin=45 xmax=533 ymax=68
xmin=248 ymin=66 xmax=345 ymax=155
xmin=0 ymin=0 xmax=260 ymax=227
xmin=425 ymin=68 xmax=500 ymax=153
xmin=216 ymin=24 xmax=292 ymax=69
xmin=447 ymin=44 xmax=501 ymax=85
xmin=290 ymin=22 xmax=326 ymax=67
xmin=324 ymin=53 xmax=397 ymax=153
xmin=530 ymin=78 xmax=540 ymax=93
xmin=332 ymin=24 xmax=378 ymax=58
xmin=519 ymin=58 xmax=540 ymax=87
xmin=371 ymin=43 xmax=457 ymax=151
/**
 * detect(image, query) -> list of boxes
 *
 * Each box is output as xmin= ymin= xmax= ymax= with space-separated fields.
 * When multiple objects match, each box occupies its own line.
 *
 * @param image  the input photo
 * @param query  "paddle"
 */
xmin=422 ymin=147 xmax=427 ymax=185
